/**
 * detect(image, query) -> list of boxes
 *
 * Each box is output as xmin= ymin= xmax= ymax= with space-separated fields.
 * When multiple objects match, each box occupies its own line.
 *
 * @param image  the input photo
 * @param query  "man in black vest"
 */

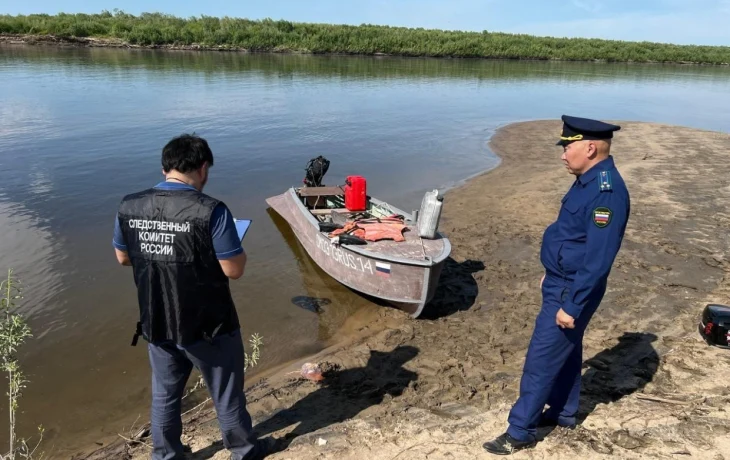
xmin=113 ymin=134 xmax=272 ymax=459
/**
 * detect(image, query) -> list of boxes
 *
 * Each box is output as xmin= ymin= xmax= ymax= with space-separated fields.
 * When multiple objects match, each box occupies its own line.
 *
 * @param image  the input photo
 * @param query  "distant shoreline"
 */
xmin=3 ymin=34 xmax=728 ymax=67
xmin=2 ymin=11 xmax=730 ymax=65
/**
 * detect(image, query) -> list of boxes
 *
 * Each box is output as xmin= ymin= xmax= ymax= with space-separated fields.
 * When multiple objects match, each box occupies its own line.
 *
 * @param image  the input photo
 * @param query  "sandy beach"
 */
xmin=76 ymin=119 xmax=730 ymax=459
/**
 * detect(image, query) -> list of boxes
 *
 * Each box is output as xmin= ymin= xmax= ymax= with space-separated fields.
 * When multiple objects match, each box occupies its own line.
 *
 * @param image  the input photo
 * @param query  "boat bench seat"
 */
xmin=298 ymin=186 xmax=344 ymax=197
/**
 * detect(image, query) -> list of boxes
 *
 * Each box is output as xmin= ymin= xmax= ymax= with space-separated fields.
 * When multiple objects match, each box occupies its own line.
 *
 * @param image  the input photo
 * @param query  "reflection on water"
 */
xmin=267 ymin=207 xmax=378 ymax=343
xmin=0 ymin=45 xmax=729 ymax=456
xmin=4 ymin=45 xmax=730 ymax=85
xmin=0 ymin=201 xmax=67 ymax=330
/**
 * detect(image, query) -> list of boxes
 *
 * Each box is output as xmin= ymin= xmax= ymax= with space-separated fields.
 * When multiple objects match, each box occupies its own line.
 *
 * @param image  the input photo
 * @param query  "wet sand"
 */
xmin=76 ymin=120 xmax=730 ymax=459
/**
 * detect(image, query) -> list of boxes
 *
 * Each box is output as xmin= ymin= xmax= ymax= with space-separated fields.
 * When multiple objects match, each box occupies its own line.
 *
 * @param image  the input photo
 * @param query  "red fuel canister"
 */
xmin=344 ymin=175 xmax=367 ymax=211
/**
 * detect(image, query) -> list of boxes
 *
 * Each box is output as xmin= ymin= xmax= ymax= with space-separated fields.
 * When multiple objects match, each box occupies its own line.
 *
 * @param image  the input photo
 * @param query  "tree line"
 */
xmin=1 ymin=11 xmax=729 ymax=65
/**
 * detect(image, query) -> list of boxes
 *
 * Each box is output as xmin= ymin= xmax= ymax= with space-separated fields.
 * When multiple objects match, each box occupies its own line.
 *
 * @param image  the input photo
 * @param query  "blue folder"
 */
xmin=234 ymin=219 xmax=252 ymax=242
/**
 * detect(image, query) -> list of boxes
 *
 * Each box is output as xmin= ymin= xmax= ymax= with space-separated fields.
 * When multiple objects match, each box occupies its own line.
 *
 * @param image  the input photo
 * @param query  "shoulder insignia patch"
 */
xmin=599 ymin=170 xmax=612 ymax=192
xmin=593 ymin=207 xmax=612 ymax=227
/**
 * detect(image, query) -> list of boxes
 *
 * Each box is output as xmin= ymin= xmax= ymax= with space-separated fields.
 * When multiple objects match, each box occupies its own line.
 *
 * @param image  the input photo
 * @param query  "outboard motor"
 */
xmin=303 ymin=156 xmax=330 ymax=187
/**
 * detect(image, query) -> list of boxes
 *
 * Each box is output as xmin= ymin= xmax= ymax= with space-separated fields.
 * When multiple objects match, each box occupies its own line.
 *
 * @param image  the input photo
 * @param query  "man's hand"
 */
xmin=556 ymin=308 xmax=575 ymax=329
xmin=115 ymin=248 xmax=131 ymax=266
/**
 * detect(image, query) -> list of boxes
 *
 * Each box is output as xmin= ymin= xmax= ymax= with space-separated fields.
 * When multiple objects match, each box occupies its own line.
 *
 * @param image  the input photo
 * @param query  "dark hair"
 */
xmin=161 ymin=134 xmax=214 ymax=173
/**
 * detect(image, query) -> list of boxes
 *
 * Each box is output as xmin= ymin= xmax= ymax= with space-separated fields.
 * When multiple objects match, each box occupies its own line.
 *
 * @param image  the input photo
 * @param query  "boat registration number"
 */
xmin=316 ymin=234 xmax=374 ymax=275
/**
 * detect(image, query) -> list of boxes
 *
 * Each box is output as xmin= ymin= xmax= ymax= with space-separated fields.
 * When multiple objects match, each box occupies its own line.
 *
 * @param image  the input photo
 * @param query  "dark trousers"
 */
xmin=147 ymin=329 xmax=260 ymax=460
xmin=506 ymin=275 xmax=600 ymax=442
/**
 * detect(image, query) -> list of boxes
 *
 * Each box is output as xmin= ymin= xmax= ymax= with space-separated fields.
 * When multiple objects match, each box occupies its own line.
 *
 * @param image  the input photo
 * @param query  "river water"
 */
xmin=1 ymin=45 xmax=729 ymax=456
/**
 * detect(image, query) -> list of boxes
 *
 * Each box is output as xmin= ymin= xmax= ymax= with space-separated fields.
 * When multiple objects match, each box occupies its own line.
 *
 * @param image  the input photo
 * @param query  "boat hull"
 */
xmin=266 ymin=189 xmax=449 ymax=318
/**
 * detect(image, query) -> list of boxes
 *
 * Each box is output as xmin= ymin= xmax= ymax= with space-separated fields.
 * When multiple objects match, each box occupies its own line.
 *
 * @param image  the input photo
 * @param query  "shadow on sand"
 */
xmin=191 ymin=345 xmax=420 ymax=458
xmin=419 ymin=258 xmax=485 ymax=320
xmin=536 ymin=331 xmax=660 ymax=440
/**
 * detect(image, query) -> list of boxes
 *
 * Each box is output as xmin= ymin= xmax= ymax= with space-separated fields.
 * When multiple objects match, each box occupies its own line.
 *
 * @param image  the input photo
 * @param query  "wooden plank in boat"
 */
xmin=298 ymin=186 xmax=344 ymax=197
xmin=310 ymin=208 xmax=349 ymax=215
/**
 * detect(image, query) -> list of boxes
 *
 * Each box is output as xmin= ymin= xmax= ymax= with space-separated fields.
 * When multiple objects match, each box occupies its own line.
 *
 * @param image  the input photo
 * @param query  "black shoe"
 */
xmin=482 ymin=433 xmax=536 ymax=455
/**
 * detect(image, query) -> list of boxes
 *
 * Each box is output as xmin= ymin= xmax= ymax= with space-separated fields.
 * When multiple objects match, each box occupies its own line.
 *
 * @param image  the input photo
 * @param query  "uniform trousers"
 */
xmin=506 ymin=275 xmax=602 ymax=442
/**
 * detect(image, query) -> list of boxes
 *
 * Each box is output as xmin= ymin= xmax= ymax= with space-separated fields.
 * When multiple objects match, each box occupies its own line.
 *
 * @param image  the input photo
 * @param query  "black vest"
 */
xmin=117 ymin=187 xmax=240 ymax=346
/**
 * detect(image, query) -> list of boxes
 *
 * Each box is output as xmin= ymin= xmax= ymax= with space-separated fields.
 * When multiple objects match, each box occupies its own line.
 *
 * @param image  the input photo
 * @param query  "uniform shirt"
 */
xmin=113 ymin=181 xmax=244 ymax=260
xmin=539 ymin=156 xmax=630 ymax=319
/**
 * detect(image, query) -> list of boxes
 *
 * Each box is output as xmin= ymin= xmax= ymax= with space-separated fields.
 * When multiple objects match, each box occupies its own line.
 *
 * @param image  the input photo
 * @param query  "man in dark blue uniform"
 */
xmin=483 ymin=115 xmax=631 ymax=455
xmin=113 ymin=134 xmax=274 ymax=460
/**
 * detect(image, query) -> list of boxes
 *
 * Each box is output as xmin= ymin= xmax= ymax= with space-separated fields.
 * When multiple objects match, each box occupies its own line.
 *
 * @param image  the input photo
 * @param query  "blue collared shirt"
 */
xmin=113 ymin=181 xmax=244 ymax=260
xmin=540 ymin=156 xmax=630 ymax=319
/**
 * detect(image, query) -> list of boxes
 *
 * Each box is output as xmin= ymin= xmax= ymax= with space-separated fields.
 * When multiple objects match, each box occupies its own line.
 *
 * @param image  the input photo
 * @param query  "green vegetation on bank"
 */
xmin=1 ymin=10 xmax=730 ymax=65
xmin=1 ymin=269 xmax=44 ymax=459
